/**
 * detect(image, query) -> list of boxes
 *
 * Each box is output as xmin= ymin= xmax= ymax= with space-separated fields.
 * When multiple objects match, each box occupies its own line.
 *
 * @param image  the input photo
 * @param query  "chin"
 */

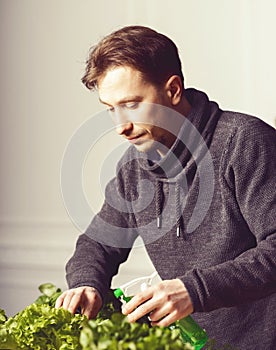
xmin=134 ymin=141 xmax=158 ymax=155
xmin=133 ymin=141 xmax=153 ymax=153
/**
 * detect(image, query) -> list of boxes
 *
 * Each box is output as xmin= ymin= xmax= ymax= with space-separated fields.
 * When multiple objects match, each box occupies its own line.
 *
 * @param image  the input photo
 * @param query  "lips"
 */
xmin=126 ymin=134 xmax=144 ymax=144
xmin=128 ymin=137 xmax=140 ymax=144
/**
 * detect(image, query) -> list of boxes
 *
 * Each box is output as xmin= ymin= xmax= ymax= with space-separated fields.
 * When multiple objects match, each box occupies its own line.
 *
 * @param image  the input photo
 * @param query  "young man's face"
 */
xmin=98 ymin=66 xmax=180 ymax=156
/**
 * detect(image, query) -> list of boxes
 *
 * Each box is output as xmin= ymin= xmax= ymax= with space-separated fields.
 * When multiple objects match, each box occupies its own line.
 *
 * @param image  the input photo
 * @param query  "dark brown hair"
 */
xmin=82 ymin=25 xmax=184 ymax=90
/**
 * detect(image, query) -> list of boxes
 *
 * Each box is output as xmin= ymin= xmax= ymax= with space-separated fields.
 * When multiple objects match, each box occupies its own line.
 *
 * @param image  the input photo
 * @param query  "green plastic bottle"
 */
xmin=170 ymin=316 xmax=208 ymax=350
xmin=114 ymin=288 xmax=208 ymax=350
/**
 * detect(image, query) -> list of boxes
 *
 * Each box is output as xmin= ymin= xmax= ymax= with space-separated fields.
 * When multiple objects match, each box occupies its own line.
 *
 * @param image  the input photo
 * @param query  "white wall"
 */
xmin=1 ymin=0 xmax=275 ymax=316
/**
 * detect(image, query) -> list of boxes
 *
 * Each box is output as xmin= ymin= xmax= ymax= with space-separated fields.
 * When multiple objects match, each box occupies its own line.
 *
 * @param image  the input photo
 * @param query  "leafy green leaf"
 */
xmin=1 ymin=303 xmax=86 ymax=349
xmin=0 ymin=283 xmax=86 ymax=349
xmin=0 ymin=309 xmax=7 ymax=325
xmin=38 ymin=282 xmax=58 ymax=297
xmin=34 ymin=282 xmax=62 ymax=307
xmin=80 ymin=311 xmax=192 ymax=350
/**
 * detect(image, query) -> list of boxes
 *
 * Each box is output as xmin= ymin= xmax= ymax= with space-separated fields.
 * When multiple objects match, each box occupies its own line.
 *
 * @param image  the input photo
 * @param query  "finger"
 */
xmin=151 ymin=310 xmax=179 ymax=328
xmin=127 ymin=299 xmax=157 ymax=323
xmin=62 ymin=290 xmax=81 ymax=312
xmin=122 ymin=288 xmax=153 ymax=315
xmin=82 ymin=308 xmax=95 ymax=320
xmin=148 ymin=305 xmax=170 ymax=323
xmin=81 ymin=290 xmax=99 ymax=319
xmin=67 ymin=292 xmax=83 ymax=314
xmin=55 ymin=292 xmax=66 ymax=308
xmin=86 ymin=302 xmax=101 ymax=319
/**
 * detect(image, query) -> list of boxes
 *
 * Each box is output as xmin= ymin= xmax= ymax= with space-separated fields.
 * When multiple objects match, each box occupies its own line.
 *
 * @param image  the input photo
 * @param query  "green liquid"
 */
xmin=173 ymin=316 xmax=208 ymax=350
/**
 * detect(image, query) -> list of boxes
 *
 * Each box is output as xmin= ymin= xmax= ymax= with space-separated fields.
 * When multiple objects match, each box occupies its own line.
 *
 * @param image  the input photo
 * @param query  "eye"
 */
xmin=107 ymin=106 xmax=115 ymax=113
xmin=124 ymin=101 xmax=139 ymax=110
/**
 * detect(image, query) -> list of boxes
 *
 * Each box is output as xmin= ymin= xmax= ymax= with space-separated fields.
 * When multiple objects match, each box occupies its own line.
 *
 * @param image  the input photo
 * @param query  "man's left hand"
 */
xmin=121 ymin=278 xmax=193 ymax=327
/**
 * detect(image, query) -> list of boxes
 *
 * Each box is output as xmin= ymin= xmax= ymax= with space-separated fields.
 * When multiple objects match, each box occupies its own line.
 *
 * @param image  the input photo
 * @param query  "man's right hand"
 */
xmin=55 ymin=286 xmax=102 ymax=319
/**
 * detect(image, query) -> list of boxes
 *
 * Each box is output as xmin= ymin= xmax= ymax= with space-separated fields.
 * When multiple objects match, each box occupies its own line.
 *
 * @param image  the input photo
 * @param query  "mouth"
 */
xmin=126 ymin=135 xmax=144 ymax=144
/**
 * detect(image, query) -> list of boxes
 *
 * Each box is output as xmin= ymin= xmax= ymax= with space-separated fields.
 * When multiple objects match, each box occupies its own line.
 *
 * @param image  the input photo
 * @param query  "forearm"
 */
xmin=181 ymin=235 xmax=276 ymax=312
xmin=66 ymin=233 xmax=131 ymax=300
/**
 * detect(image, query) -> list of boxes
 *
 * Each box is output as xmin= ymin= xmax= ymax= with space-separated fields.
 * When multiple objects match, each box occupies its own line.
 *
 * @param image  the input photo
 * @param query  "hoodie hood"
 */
xmin=138 ymin=88 xmax=221 ymax=178
xmin=137 ymin=88 xmax=222 ymax=236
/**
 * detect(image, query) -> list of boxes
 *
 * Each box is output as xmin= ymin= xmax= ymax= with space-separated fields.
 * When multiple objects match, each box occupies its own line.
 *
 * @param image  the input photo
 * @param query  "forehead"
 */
xmin=99 ymin=66 xmax=145 ymax=86
xmin=98 ymin=66 xmax=153 ymax=104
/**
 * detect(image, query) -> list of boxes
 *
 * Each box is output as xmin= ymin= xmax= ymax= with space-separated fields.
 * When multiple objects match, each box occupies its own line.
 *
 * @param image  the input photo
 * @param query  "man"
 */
xmin=56 ymin=26 xmax=276 ymax=349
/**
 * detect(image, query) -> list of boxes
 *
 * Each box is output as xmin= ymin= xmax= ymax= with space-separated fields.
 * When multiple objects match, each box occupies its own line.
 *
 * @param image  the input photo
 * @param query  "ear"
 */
xmin=165 ymin=75 xmax=183 ymax=105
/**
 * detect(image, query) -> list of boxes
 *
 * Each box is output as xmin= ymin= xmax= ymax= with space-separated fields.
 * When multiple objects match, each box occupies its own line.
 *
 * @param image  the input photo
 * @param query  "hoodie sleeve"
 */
xmin=181 ymin=119 xmax=276 ymax=312
xmin=66 ymin=171 xmax=138 ymax=301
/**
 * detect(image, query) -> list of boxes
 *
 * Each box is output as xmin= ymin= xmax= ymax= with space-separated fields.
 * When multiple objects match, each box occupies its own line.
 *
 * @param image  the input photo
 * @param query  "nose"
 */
xmin=115 ymin=121 xmax=133 ymax=135
xmin=112 ymin=108 xmax=133 ymax=135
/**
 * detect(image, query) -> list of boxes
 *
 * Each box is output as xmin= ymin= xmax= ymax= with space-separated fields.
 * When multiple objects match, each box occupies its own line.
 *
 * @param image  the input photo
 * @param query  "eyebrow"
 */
xmin=99 ymin=95 xmax=143 ymax=106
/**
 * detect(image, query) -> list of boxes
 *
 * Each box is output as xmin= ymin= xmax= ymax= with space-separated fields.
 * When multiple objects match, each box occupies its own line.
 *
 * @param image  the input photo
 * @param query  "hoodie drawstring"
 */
xmin=155 ymin=180 xmax=163 ymax=228
xmin=175 ymin=181 xmax=182 ymax=237
xmin=155 ymin=179 xmax=182 ymax=237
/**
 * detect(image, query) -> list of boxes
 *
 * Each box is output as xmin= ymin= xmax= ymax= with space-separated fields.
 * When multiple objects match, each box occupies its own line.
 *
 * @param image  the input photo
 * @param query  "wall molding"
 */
xmin=0 ymin=217 xmax=77 ymax=228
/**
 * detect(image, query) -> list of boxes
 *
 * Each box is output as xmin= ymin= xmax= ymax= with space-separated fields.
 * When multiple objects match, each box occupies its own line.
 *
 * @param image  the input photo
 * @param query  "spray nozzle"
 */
xmin=114 ymin=271 xmax=160 ymax=301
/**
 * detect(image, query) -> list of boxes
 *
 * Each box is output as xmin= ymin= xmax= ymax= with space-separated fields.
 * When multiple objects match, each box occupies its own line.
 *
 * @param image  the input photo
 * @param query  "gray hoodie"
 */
xmin=66 ymin=88 xmax=276 ymax=349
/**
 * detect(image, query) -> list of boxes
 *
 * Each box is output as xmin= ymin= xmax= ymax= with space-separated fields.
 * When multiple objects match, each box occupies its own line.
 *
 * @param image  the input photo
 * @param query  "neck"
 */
xmin=156 ymin=96 xmax=191 ymax=158
xmin=176 ymin=94 xmax=192 ymax=117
